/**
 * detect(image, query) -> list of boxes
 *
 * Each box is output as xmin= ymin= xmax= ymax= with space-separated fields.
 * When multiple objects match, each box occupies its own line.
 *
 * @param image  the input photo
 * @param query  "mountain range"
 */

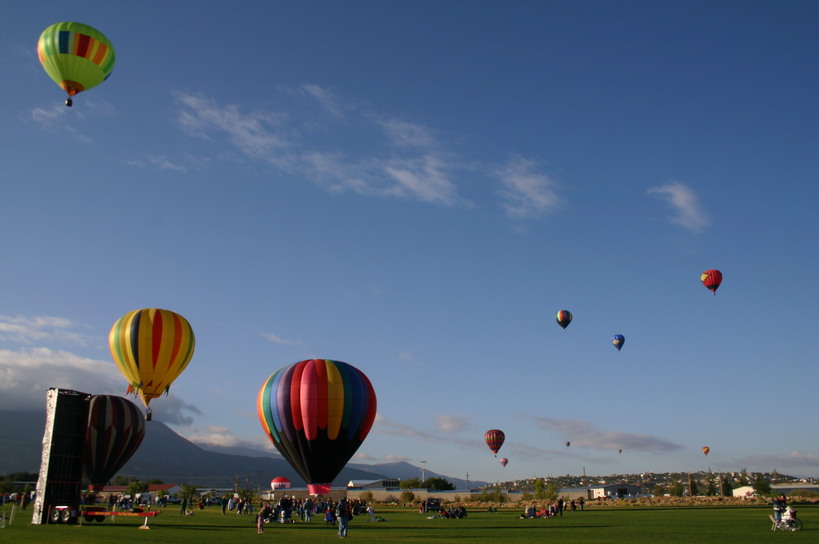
xmin=0 ymin=410 xmax=485 ymax=489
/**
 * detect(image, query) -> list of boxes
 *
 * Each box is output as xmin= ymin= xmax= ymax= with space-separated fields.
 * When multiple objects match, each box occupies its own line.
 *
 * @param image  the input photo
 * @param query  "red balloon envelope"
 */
xmin=84 ymin=395 xmax=145 ymax=491
xmin=485 ymin=429 xmax=505 ymax=456
xmin=701 ymin=269 xmax=723 ymax=294
xmin=257 ymin=359 xmax=377 ymax=495
xmin=499 ymin=457 xmax=508 ymax=467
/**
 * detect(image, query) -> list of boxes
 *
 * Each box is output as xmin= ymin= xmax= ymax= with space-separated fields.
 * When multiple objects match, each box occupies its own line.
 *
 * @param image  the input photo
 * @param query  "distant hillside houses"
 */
xmin=560 ymin=484 xmax=643 ymax=500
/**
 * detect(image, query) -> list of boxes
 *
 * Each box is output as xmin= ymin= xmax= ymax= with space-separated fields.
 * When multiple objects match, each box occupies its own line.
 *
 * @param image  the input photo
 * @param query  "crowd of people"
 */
xmin=251 ymin=495 xmax=372 ymax=536
xmin=520 ymin=497 xmax=584 ymax=518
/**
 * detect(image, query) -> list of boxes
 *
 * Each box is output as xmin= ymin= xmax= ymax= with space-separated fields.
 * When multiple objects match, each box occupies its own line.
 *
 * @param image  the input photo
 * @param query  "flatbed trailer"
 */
xmin=47 ymin=505 xmax=161 ymax=524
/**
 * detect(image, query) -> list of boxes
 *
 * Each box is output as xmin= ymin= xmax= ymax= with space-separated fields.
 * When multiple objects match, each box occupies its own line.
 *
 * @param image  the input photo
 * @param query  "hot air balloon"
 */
xmin=702 ymin=446 xmax=710 ymax=456
xmin=499 ymin=457 xmax=508 ymax=467
xmin=84 ymin=395 xmax=145 ymax=491
xmin=611 ymin=334 xmax=625 ymax=351
xmin=566 ymin=441 xmax=571 ymax=447
xmin=271 ymin=477 xmax=291 ymax=490
xmin=257 ymin=359 xmax=377 ymax=495
xmin=618 ymin=449 xmax=623 ymax=454
xmin=701 ymin=269 xmax=723 ymax=295
xmin=37 ymin=22 xmax=115 ymax=107
xmin=485 ymin=429 xmax=505 ymax=457
xmin=109 ymin=308 xmax=196 ymax=418
xmin=556 ymin=310 xmax=573 ymax=330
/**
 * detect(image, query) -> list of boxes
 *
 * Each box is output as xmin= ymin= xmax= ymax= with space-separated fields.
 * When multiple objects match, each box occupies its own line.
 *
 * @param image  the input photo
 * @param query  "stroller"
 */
xmin=770 ymin=506 xmax=802 ymax=531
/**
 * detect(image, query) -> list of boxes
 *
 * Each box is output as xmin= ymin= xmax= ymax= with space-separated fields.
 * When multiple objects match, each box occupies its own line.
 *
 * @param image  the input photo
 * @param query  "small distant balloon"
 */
xmin=565 ymin=441 xmax=571 ymax=448
xmin=271 ymin=477 xmax=291 ymax=490
xmin=499 ymin=457 xmax=508 ymax=468
xmin=611 ymin=334 xmax=625 ymax=351
xmin=702 ymin=446 xmax=710 ymax=456
xmin=485 ymin=429 xmax=505 ymax=457
xmin=701 ymin=269 xmax=723 ymax=295
xmin=618 ymin=449 xmax=623 ymax=454
xmin=556 ymin=310 xmax=573 ymax=330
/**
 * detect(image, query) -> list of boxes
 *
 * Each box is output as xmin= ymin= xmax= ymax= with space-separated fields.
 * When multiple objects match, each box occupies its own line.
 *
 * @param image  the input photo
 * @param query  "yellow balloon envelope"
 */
xmin=109 ymin=308 xmax=195 ymax=408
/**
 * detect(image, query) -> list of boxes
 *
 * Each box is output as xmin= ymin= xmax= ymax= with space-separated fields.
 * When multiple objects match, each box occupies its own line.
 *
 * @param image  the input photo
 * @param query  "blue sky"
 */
xmin=2 ymin=1 xmax=818 ymax=483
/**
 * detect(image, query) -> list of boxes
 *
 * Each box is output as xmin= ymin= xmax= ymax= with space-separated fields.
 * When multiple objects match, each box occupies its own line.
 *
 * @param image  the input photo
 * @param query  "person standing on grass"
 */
xmin=336 ymin=498 xmax=351 ymax=538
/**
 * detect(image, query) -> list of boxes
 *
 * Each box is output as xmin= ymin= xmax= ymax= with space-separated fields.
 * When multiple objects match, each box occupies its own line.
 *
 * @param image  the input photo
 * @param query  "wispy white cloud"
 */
xmin=160 ymin=89 xmax=565 ymax=222
xmin=301 ymin=84 xmax=344 ymax=118
xmin=185 ymin=424 xmax=268 ymax=450
xmin=382 ymin=155 xmax=460 ymax=205
xmin=378 ymin=118 xmax=436 ymax=148
xmin=29 ymin=105 xmax=94 ymax=143
xmin=175 ymin=92 xmax=293 ymax=167
xmin=434 ymin=414 xmax=471 ymax=433
xmin=737 ymin=451 xmax=819 ymax=470
xmin=0 ymin=315 xmax=92 ymax=346
xmin=524 ymin=415 xmax=683 ymax=452
xmin=647 ymin=181 xmax=710 ymax=232
xmin=261 ymin=332 xmax=302 ymax=346
xmin=495 ymin=156 xmax=562 ymax=219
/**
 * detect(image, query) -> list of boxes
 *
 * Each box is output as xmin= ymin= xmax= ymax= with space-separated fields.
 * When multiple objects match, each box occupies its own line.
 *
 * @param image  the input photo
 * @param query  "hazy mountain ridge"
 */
xmin=0 ymin=410 xmax=484 ymax=488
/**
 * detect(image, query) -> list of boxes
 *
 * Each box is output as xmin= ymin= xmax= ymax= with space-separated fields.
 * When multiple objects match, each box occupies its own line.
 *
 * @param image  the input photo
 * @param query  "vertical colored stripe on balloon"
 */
xmin=289 ymin=361 xmax=306 ymax=432
xmin=75 ymin=33 xmax=91 ymax=58
xmin=301 ymin=360 xmax=319 ymax=440
xmin=274 ymin=365 xmax=294 ymax=440
xmin=92 ymin=42 xmax=107 ymax=66
xmin=315 ymin=359 xmax=329 ymax=431
xmin=345 ymin=369 xmax=364 ymax=440
xmin=58 ymin=31 xmax=71 ymax=54
xmin=325 ymin=361 xmax=344 ymax=440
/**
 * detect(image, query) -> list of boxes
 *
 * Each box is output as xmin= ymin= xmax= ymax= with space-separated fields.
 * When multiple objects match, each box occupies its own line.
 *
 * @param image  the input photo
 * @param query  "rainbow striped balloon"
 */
xmin=37 ymin=22 xmax=115 ymax=98
xmin=109 ymin=308 xmax=195 ymax=408
xmin=257 ymin=359 xmax=377 ymax=494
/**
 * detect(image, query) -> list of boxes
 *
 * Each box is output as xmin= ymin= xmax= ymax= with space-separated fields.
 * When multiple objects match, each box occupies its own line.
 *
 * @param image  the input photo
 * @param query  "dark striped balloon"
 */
xmin=485 ymin=429 xmax=505 ymax=456
xmin=84 ymin=395 xmax=145 ymax=491
xmin=257 ymin=359 xmax=377 ymax=495
xmin=556 ymin=310 xmax=572 ymax=330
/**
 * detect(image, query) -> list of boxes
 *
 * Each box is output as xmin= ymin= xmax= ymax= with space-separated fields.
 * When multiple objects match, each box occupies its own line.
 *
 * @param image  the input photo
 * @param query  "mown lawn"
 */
xmin=2 ymin=503 xmax=817 ymax=543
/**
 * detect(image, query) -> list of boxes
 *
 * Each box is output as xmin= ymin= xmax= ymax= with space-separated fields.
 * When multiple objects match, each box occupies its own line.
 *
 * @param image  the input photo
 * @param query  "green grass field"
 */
xmin=2 ymin=504 xmax=816 ymax=543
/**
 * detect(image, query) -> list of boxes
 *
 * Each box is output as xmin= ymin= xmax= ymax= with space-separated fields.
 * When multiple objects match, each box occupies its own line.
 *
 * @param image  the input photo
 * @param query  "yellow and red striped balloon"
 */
xmin=109 ymin=308 xmax=195 ymax=408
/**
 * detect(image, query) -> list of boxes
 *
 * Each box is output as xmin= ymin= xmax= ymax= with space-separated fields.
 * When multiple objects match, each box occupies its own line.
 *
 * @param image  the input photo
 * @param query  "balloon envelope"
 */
xmin=499 ymin=457 xmax=508 ymax=467
xmin=271 ymin=477 xmax=291 ymax=490
xmin=109 ymin=308 xmax=196 ymax=408
xmin=484 ymin=429 xmax=505 ymax=456
xmin=84 ymin=395 xmax=145 ymax=490
xmin=257 ymin=359 xmax=377 ymax=495
xmin=611 ymin=334 xmax=625 ymax=351
xmin=556 ymin=310 xmax=572 ymax=330
xmin=702 ymin=446 xmax=710 ymax=456
xmin=701 ymin=269 xmax=723 ymax=294
xmin=37 ymin=22 xmax=115 ymax=97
